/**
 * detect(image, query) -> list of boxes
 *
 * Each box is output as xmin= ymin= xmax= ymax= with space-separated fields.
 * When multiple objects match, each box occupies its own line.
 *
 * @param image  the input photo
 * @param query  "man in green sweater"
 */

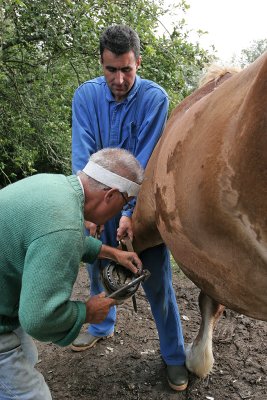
xmin=0 ymin=148 xmax=143 ymax=399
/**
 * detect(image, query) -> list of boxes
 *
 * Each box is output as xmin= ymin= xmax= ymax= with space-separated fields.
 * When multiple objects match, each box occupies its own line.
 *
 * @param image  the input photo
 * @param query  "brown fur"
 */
xmin=133 ymin=52 xmax=267 ymax=321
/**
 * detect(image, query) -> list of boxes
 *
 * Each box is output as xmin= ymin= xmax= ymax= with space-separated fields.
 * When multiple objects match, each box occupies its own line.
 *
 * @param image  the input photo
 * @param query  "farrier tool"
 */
xmin=101 ymin=237 xmax=151 ymax=312
xmin=107 ymin=268 xmax=151 ymax=300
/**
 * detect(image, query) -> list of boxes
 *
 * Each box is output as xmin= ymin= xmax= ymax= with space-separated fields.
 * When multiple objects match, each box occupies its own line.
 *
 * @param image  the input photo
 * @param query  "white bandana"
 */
xmin=83 ymin=161 xmax=141 ymax=197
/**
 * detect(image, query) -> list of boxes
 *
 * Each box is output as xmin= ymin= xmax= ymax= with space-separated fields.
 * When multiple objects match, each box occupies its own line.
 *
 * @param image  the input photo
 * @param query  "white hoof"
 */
xmin=185 ymin=342 xmax=214 ymax=378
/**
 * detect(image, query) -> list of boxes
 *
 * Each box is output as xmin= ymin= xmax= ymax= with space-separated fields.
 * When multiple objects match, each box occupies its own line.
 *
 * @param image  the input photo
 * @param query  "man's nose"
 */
xmin=114 ymin=70 xmax=124 ymax=84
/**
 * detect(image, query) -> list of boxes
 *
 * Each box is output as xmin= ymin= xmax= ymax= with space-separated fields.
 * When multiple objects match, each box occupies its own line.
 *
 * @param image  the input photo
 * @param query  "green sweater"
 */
xmin=0 ymin=174 xmax=102 ymax=346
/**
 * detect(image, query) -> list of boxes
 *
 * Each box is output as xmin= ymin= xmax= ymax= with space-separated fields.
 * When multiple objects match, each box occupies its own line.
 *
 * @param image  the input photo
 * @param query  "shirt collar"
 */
xmin=104 ymin=75 xmax=141 ymax=103
xmin=77 ymin=175 xmax=84 ymax=196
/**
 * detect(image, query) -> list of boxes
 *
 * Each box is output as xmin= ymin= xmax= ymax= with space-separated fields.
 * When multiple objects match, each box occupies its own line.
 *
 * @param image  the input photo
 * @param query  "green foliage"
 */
xmin=0 ymin=0 xmax=214 ymax=186
xmin=232 ymin=38 xmax=267 ymax=67
xmin=140 ymin=31 xmax=212 ymax=110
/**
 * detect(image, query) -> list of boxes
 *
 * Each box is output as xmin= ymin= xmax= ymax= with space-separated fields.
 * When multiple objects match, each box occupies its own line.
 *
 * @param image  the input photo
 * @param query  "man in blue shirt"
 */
xmin=71 ymin=24 xmax=188 ymax=391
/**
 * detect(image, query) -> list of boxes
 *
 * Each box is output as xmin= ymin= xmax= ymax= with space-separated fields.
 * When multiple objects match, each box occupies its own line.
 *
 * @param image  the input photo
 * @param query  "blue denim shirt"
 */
xmin=72 ymin=75 xmax=169 ymax=216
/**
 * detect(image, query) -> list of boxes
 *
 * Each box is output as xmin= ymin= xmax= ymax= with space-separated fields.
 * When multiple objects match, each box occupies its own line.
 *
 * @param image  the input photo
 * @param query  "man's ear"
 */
xmin=136 ymin=55 xmax=142 ymax=69
xmin=103 ymin=188 xmax=117 ymax=203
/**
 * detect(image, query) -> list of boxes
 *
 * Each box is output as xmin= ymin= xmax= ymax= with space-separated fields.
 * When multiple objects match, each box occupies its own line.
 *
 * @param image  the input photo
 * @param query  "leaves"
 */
xmin=232 ymin=38 xmax=267 ymax=67
xmin=0 ymin=0 xmax=214 ymax=186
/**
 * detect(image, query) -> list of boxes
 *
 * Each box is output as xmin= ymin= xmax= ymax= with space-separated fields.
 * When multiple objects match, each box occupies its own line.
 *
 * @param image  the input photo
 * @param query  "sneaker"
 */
xmin=166 ymin=365 xmax=189 ymax=391
xmin=71 ymin=332 xmax=114 ymax=352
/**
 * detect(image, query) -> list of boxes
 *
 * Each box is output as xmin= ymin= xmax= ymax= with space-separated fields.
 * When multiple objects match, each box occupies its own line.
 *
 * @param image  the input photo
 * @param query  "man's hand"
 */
xmin=117 ymin=216 xmax=133 ymax=241
xmin=114 ymin=249 xmax=142 ymax=274
xmin=85 ymin=221 xmax=104 ymax=238
xmin=85 ymin=292 xmax=116 ymax=323
xmin=99 ymin=245 xmax=142 ymax=274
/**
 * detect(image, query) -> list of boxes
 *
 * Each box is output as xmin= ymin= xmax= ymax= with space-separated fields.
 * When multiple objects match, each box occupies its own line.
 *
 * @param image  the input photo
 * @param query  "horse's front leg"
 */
xmin=186 ymin=291 xmax=225 ymax=378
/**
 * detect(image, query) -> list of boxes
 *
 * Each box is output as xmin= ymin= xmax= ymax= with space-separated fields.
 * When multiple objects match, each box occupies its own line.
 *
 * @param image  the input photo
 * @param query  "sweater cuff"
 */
xmin=54 ymin=301 xmax=86 ymax=347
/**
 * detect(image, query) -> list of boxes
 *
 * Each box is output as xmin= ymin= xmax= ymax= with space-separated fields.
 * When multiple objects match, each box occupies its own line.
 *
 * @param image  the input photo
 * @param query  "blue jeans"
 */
xmin=87 ymin=217 xmax=186 ymax=366
xmin=0 ymin=327 xmax=52 ymax=399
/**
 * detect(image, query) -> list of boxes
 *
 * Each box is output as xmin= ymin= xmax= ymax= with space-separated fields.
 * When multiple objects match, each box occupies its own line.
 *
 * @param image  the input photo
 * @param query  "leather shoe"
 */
xmin=166 ymin=365 xmax=188 ymax=391
xmin=71 ymin=331 xmax=113 ymax=352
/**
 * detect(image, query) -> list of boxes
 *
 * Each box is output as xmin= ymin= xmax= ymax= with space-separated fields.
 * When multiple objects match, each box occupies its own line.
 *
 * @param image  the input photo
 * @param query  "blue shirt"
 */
xmin=72 ymin=75 xmax=169 ymax=216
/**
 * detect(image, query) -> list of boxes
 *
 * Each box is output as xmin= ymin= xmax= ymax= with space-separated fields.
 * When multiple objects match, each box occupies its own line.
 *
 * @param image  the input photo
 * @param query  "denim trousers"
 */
xmin=87 ymin=216 xmax=186 ymax=366
xmin=0 ymin=327 xmax=52 ymax=399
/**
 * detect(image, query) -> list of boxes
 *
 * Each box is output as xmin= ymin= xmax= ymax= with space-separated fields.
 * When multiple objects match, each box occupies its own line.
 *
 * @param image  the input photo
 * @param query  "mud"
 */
xmin=36 ymin=265 xmax=267 ymax=400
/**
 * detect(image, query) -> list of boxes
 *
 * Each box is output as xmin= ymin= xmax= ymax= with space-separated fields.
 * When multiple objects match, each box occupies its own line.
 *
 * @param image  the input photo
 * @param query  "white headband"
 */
xmin=83 ymin=161 xmax=141 ymax=197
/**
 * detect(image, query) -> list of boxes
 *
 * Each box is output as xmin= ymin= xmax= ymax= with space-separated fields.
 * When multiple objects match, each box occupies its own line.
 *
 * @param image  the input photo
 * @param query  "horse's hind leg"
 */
xmin=185 ymin=291 xmax=225 ymax=378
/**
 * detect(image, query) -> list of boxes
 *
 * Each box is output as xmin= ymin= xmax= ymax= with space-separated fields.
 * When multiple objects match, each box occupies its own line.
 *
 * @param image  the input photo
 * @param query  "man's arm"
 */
xmin=121 ymin=86 xmax=169 ymax=220
xmin=19 ymin=231 xmax=90 ymax=346
xmin=72 ymin=86 xmax=98 ymax=173
xmin=134 ymin=94 xmax=169 ymax=168
xmin=82 ymin=236 xmax=142 ymax=273
xmin=20 ymin=229 xmax=141 ymax=346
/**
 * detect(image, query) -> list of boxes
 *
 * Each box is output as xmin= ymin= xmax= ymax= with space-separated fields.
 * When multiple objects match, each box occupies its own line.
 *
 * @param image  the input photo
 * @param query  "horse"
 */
xmin=132 ymin=52 xmax=267 ymax=378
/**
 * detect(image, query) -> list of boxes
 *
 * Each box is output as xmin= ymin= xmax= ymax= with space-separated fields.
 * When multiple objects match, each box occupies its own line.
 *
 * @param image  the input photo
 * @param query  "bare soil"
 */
xmin=36 ymin=264 xmax=267 ymax=400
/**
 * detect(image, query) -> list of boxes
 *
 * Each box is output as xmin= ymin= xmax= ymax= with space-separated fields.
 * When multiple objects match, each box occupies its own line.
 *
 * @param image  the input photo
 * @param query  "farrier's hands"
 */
xmin=99 ymin=244 xmax=142 ymax=274
xmin=85 ymin=292 xmax=117 ymax=324
xmin=85 ymin=221 xmax=104 ymax=238
xmin=117 ymin=216 xmax=133 ymax=241
xmin=114 ymin=248 xmax=142 ymax=274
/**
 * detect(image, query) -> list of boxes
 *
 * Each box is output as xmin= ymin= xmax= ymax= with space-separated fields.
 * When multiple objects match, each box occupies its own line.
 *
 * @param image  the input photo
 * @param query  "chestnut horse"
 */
xmin=132 ymin=52 xmax=267 ymax=377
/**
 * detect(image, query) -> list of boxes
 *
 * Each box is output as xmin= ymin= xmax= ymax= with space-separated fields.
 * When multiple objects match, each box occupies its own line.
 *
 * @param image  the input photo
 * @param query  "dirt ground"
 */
xmin=36 ymin=264 xmax=267 ymax=400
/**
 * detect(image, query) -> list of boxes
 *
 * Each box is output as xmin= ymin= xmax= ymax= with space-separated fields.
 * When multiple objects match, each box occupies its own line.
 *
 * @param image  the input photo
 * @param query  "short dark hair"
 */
xmin=100 ymin=25 xmax=140 ymax=59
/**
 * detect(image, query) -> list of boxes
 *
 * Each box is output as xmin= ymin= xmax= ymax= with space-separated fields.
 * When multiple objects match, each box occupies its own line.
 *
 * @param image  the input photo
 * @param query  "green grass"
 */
xmin=170 ymin=254 xmax=185 ymax=277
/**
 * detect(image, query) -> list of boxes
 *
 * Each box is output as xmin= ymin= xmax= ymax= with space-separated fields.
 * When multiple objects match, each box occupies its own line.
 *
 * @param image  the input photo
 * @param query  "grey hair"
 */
xmin=86 ymin=148 xmax=144 ymax=191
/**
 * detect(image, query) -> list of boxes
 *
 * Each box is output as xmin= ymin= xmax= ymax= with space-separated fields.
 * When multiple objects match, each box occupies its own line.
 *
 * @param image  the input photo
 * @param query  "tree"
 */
xmin=0 ymin=0 xmax=214 ymax=186
xmin=232 ymin=38 xmax=267 ymax=67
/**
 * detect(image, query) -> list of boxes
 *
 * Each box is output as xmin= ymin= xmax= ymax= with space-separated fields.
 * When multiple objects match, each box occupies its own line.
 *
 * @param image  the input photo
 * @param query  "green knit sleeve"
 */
xmin=54 ymin=301 xmax=86 ymax=347
xmin=19 ymin=230 xmax=89 ymax=345
xmin=82 ymin=236 xmax=102 ymax=263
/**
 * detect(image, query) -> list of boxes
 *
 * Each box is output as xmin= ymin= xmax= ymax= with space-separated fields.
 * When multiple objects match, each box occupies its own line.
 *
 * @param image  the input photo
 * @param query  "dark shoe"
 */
xmin=71 ymin=332 xmax=113 ymax=352
xmin=166 ymin=365 xmax=188 ymax=391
